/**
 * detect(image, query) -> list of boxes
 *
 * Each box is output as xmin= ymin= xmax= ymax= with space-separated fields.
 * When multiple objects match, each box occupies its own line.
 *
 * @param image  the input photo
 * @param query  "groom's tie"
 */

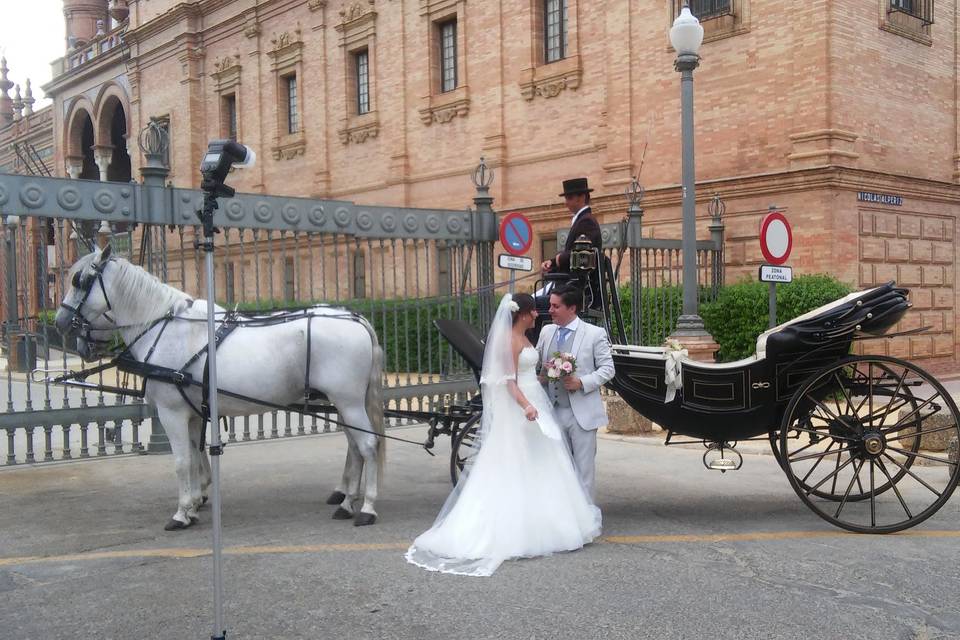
xmin=557 ymin=327 xmax=570 ymax=350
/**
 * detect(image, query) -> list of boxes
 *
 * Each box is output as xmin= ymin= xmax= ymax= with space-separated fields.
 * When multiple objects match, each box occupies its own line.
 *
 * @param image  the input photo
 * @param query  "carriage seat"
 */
xmin=755 ymin=282 xmax=909 ymax=360
xmin=613 ymin=282 xmax=910 ymax=371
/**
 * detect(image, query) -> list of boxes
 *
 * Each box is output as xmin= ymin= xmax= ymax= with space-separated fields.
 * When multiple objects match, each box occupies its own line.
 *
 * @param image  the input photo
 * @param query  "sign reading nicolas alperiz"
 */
xmin=857 ymin=191 xmax=903 ymax=206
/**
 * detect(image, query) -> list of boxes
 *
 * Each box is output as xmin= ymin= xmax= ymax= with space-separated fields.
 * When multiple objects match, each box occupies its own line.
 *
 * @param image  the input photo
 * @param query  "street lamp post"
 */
xmin=670 ymin=2 xmax=706 ymax=335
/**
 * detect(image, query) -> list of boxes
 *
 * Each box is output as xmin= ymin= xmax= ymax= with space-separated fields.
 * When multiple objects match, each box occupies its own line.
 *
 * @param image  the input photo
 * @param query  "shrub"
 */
xmin=701 ymin=274 xmax=853 ymax=361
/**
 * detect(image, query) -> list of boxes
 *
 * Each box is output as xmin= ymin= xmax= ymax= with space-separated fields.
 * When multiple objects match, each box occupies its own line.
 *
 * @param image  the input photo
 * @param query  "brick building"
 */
xmin=4 ymin=0 xmax=959 ymax=368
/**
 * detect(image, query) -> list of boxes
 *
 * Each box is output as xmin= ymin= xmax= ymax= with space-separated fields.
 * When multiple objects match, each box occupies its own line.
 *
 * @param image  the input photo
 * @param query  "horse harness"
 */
xmin=52 ymin=305 xmax=433 ymax=453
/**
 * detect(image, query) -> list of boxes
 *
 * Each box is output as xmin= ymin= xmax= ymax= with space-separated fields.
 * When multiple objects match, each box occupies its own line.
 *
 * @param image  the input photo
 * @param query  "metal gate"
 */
xmin=0 ymin=132 xmax=497 ymax=465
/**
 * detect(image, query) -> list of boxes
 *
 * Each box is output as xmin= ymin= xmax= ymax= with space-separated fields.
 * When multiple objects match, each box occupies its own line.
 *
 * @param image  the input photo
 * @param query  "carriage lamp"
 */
xmin=570 ymin=234 xmax=598 ymax=272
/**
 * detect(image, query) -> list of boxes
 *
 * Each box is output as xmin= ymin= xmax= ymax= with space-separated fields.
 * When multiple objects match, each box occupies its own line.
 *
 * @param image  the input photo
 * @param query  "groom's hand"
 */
xmin=562 ymin=375 xmax=582 ymax=392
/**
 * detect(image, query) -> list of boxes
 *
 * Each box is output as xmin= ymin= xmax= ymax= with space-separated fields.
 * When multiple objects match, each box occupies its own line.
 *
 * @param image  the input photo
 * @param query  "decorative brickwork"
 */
xmin=859 ymin=209 xmax=955 ymax=361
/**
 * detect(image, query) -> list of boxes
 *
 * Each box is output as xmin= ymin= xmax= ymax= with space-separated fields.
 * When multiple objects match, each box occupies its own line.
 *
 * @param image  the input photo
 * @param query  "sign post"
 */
xmin=758 ymin=209 xmax=793 ymax=328
xmin=499 ymin=212 xmax=533 ymax=294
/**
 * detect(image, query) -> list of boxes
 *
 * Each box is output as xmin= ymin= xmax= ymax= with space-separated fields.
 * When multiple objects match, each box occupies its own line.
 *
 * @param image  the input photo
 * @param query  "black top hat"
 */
xmin=559 ymin=177 xmax=594 ymax=197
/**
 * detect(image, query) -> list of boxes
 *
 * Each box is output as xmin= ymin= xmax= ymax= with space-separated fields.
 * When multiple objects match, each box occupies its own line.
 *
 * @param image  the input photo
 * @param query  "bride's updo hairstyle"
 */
xmin=510 ymin=293 xmax=536 ymax=325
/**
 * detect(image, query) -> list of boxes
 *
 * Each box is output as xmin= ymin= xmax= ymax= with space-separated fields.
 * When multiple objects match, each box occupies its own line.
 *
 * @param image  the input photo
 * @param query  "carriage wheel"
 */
xmin=449 ymin=412 xmax=482 ymax=486
xmin=773 ymin=368 xmax=921 ymax=501
xmin=780 ymin=355 xmax=960 ymax=533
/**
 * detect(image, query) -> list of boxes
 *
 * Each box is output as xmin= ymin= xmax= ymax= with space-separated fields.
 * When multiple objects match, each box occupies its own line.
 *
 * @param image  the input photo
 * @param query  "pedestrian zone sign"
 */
xmin=759 ymin=265 xmax=793 ymax=283
xmin=499 ymin=254 xmax=533 ymax=271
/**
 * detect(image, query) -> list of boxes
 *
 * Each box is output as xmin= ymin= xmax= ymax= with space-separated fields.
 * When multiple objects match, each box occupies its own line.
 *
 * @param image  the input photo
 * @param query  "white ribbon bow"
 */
xmin=664 ymin=339 xmax=687 ymax=403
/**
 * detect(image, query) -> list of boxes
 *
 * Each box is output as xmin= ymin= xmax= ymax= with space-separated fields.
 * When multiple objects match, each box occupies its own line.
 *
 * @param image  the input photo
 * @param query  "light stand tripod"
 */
xmin=196 ymin=140 xmax=256 ymax=640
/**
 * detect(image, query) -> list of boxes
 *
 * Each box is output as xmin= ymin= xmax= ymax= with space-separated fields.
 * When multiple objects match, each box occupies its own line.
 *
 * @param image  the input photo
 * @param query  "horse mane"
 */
xmin=105 ymin=256 xmax=192 ymax=330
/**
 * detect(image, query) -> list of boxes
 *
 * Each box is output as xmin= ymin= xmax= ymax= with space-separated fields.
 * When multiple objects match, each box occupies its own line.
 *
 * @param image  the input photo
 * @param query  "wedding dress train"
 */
xmin=405 ymin=347 xmax=601 ymax=576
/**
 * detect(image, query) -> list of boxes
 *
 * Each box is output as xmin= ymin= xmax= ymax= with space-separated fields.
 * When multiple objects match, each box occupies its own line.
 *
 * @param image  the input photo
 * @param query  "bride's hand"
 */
xmin=524 ymin=405 xmax=538 ymax=421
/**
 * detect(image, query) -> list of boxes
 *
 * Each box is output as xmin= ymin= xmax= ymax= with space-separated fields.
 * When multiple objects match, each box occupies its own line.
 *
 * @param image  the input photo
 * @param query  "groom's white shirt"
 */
xmin=537 ymin=320 xmax=615 ymax=430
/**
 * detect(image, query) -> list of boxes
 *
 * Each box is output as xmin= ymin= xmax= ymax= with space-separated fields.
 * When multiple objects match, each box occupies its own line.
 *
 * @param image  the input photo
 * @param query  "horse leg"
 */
xmin=332 ymin=435 xmax=362 ymax=520
xmin=339 ymin=405 xmax=379 ymax=526
xmin=184 ymin=417 xmax=205 ymax=521
xmin=326 ymin=443 xmax=353 ymax=506
xmin=159 ymin=407 xmax=198 ymax=531
xmin=199 ymin=446 xmax=211 ymax=507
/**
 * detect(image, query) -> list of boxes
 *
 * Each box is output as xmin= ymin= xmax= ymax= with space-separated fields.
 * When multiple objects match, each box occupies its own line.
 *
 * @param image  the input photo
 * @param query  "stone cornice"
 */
xmin=632 ymin=167 xmax=960 ymax=211
xmin=124 ymin=3 xmax=203 ymax=46
xmin=511 ymin=167 xmax=960 ymax=224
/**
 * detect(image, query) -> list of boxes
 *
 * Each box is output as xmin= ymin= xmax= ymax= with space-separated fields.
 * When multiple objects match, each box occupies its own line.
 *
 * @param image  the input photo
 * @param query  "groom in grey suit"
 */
xmin=536 ymin=286 xmax=616 ymax=499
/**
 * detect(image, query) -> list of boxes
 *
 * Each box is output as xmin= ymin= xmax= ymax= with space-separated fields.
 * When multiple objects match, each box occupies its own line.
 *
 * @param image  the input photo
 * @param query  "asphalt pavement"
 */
xmin=1 ymin=423 xmax=959 ymax=640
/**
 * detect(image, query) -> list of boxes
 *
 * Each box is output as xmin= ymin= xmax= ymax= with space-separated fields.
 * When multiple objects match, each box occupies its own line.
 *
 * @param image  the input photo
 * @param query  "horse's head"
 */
xmin=54 ymin=245 xmax=118 ymax=359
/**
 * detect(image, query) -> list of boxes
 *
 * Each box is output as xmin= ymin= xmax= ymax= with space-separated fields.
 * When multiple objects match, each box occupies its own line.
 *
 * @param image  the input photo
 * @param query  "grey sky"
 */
xmin=0 ymin=0 xmax=66 ymax=109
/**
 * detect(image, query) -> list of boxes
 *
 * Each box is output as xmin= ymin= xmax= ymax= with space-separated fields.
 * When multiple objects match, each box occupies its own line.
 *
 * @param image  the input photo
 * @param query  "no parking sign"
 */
xmin=499 ymin=212 xmax=533 ymax=257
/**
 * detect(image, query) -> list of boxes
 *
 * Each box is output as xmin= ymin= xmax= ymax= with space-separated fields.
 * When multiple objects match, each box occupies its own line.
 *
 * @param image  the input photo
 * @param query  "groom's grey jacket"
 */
xmin=536 ymin=321 xmax=616 ymax=430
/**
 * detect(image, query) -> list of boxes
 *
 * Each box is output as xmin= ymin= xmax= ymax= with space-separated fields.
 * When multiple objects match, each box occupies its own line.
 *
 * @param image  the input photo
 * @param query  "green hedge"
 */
xmin=700 ymin=274 xmax=853 ymax=362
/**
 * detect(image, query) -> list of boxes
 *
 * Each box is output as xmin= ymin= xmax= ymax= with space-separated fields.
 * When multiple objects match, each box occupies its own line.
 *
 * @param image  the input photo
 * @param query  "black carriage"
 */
xmin=436 ymin=240 xmax=960 ymax=534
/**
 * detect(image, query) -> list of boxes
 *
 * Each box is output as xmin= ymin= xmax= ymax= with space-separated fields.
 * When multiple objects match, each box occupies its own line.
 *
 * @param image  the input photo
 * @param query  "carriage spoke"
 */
xmin=833 ymin=372 xmax=856 ymax=416
xmin=886 ymin=446 xmax=957 ymax=466
xmin=858 ymin=398 xmax=914 ymax=426
xmin=806 ymin=454 xmax=856 ymax=495
xmin=830 ymin=447 xmax=843 ymax=495
xmin=881 ymin=453 xmax=943 ymax=498
xmin=789 ymin=444 xmax=855 ymax=463
xmin=883 ymin=421 xmax=958 ymax=439
xmin=875 ymin=367 xmax=908 ymax=426
xmin=877 ymin=457 xmax=913 ymax=519
xmin=881 ymin=394 xmax=943 ymax=435
xmin=869 ymin=459 xmax=876 ymax=527
xmin=787 ymin=438 xmax=820 ymax=460
xmin=790 ymin=425 xmax=857 ymax=442
xmin=806 ymin=394 xmax=841 ymax=422
xmin=834 ymin=458 xmax=865 ymax=519
xmin=800 ymin=441 xmax=836 ymax=485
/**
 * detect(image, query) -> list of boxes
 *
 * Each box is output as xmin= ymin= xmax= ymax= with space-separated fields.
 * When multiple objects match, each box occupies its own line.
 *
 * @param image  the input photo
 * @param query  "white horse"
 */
xmin=54 ymin=246 xmax=385 ymax=530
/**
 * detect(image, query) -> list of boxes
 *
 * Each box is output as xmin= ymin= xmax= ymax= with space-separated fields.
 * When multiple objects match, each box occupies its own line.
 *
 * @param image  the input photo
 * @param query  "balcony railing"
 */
xmin=66 ymin=31 xmax=126 ymax=71
xmin=889 ymin=0 xmax=935 ymax=25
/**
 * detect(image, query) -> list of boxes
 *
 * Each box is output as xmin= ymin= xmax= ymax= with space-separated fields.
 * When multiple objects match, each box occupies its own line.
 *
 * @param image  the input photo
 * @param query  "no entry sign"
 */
xmin=759 ymin=211 xmax=792 ymax=266
xmin=499 ymin=212 xmax=533 ymax=256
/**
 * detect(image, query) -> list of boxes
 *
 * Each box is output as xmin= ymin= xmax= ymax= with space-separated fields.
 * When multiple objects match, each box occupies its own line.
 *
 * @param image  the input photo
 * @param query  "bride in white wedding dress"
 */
xmin=405 ymin=293 xmax=601 ymax=577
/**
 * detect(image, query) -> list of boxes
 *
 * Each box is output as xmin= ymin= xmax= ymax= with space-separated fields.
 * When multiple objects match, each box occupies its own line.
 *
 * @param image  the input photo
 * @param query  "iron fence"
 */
xmin=0 ymin=164 xmax=496 ymax=466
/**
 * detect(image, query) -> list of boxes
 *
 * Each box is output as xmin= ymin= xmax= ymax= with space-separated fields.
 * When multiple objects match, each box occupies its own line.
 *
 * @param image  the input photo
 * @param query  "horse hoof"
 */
xmin=164 ymin=518 xmax=191 ymax=531
xmin=326 ymin=491 xmax=346 ymax=505
xmin=202 ymin=496 xmax=209 ymax=506
xmin=354 ymin=513 xmax=377 ymax=527
xmin=332 ymin=507 xmax=354 ymax=520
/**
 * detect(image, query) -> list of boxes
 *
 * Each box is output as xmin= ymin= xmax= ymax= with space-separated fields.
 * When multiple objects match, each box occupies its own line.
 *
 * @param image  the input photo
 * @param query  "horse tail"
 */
xmin=360 ymin=317 xmax=386 ymax=489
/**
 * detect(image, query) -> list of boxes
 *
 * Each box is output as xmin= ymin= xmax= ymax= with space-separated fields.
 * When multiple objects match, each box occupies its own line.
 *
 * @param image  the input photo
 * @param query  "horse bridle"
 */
xmin=59 ymin=257 xmax=117 ymax=345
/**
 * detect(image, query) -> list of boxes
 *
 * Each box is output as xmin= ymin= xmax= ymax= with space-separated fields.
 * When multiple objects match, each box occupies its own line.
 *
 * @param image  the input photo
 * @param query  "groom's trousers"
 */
xmin=554 ymin=406 xmax=598 ymax=500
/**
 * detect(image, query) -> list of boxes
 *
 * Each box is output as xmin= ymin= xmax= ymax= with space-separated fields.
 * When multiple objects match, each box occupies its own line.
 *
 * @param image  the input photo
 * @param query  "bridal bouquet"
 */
xmin=545 ymin=352 xmax=577 ymax=379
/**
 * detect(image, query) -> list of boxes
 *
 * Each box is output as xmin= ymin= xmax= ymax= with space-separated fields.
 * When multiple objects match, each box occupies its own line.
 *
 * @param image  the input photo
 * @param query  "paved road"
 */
xmin=1 ymin=426 xmax=959 ymax=640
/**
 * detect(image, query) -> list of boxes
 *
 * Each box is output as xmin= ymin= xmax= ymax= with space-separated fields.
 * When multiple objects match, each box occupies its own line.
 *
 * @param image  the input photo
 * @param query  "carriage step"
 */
xmin=707 ymin=458 xmax=740 ymax=471
xmin=703 ymin=442 xmax=743 ymax=473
